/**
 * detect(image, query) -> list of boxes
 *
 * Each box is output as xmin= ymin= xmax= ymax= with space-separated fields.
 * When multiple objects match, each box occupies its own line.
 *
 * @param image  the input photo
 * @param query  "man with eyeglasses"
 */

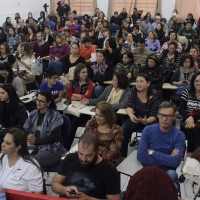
xmin=137 ymin=101 xmax=185 ymax=184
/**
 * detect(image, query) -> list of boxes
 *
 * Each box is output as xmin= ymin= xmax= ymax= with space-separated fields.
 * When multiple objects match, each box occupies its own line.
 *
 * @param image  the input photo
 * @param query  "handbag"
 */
xmin=189 ymin=109 xmax=200 ymax=129
xmin=182 ymin=157 xmax=200 ymax=198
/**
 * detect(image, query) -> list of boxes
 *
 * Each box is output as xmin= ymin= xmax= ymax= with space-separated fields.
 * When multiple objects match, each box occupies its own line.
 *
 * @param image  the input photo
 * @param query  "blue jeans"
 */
xmin=94 ymin=85 xmax=106 ymax=98
xmin=166 ymin=170 xmax=178 ymax=183
xmin=121 ymin=118 xmax=145 ymax=157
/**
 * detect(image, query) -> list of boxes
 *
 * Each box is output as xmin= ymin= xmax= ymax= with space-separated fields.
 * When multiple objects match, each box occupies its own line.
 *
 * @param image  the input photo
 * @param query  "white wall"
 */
xmin=160 ymin=0 xmax=175 ymax=21
xmin=97 ymin=0 xmax=108 ymax=18
xmin=0 ymin=0 xmax=51 ymax=26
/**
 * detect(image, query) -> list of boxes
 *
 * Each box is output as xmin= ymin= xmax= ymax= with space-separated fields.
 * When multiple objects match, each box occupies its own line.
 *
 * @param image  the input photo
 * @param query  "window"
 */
xmin=69 ymin=0 xmax=96 ymax=16
xmin=111 ymin=0 xmax=135 ymax=15
xmin=135 ymin=0 xmax=157 ymax=17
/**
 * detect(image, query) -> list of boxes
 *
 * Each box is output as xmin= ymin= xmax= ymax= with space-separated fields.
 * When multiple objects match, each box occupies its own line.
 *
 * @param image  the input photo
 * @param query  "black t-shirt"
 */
xmin=132 ymin=13 xmax=141 ymax=24
xmin=56 ymin=4 xmax=70 ymax=17
xmin=62 ymin=55 xmax=85 ymax=74
xmin=58 ymin=153 xmax=120 ymax=199
xmin=0 ymin=55 xmax=15 ymax=66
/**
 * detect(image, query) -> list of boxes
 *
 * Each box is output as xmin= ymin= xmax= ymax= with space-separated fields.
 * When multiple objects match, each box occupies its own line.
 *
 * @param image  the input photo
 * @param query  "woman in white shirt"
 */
xmin=0 ymin=128 xmax=43 ymax=193
xmin=14 ymin=42 xmax=35 ymax=93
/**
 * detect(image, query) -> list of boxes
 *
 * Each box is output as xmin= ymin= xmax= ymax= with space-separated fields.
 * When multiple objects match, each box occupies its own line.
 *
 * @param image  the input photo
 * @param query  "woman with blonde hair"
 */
xmin=49 ymin=33 xmax=70 ymax=75
xmin=44 ymin=26 xmax=54 ymax=46
xmin=84 ymin=101 xmax=123 ymax=166
xmin=145 ymin=31 xmax=161 ymax=54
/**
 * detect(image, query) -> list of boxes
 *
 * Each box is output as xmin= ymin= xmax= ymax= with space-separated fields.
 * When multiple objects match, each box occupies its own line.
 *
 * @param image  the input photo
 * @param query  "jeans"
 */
xmin=166 ymin=170 xmax=178 ymax=183
xmin=121 ymin=118 xmax=145 ymax=157
xmin=94 ymin=85 xmax=106 ymax=98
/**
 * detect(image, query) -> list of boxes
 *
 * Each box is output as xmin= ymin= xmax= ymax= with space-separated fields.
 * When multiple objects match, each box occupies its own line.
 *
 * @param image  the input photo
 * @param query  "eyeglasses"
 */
xmin=158 ymin=113 xmax=175 ymax=119
xmin=36 ymin=99 xmax=47 ymax=104
xmin=184 ymin=61 xmax=191 ymax=64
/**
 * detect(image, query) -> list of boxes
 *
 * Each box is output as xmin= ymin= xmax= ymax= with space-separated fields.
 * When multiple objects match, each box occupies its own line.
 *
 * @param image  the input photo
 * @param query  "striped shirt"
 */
xmin=131 ymin=48 xmax=151 ymax=67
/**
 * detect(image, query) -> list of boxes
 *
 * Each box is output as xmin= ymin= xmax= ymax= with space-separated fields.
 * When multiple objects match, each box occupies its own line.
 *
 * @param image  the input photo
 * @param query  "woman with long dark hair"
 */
xmin=0 ymin=42 xmax=15 ymax=66
xmin=0 ymin=27 xmax=7 ymax=45
xmin=0 ymin=128 xmax=43 ymax=193
xmin=38 ymin=11 xmax=45 ymax=23
xmin=121 ymin=73 xmax=162 ymax=157
xmin=24 ymin=90 xmax=66 ymax=169
xmin=179 ymin=72 xmax=200 ymax=152
xmin=25 ymin=25 xmax=37 ymax=47
xmin=16 ymin=33 xmax=26 ymax=52
xmin=0 ymin=83 xmax=27 ymax=131
xmin=115 ymin=51 xmax=138 ymax=82
xmin=7 ymin=27 xmax=18 ymax=51
xmin=0 ymin=62 xmax=23 ymax=96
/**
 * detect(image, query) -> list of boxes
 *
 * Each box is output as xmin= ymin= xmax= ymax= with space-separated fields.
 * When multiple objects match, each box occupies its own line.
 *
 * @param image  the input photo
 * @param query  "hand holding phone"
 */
xmin=68 ymin=189 xmax=76 ymax=195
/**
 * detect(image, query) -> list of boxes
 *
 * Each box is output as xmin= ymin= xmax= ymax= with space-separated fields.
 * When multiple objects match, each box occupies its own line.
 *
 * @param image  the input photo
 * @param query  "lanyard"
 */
xmin=0 ymin=156 xmax=19 ymax=187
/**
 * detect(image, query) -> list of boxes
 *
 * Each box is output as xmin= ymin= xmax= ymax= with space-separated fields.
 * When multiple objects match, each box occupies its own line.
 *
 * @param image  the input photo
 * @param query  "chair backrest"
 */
xmin=61 ymin=114 xmax=71 ymax=150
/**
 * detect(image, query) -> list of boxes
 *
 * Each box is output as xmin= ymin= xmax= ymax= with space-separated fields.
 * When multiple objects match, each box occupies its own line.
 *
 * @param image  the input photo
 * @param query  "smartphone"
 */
xmin=64 ymin=100 xmax=71 ymax=106
xmin=21 ymin=98 xmax=30 ymax=101
xmin=68 ymin=190 xmax=76 ymax=195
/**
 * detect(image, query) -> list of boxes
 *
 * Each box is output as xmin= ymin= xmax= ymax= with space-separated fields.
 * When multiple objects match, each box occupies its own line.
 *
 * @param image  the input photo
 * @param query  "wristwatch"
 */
xmin=148 ymin=150 xmax=155 ymax=156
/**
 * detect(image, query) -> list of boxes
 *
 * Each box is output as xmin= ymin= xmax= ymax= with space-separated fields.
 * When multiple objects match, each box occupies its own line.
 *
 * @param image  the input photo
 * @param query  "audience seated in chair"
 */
xmin=62 ymin=43 xmax=85 ymax=77
xmin=139 ymin=54 xmax=163 ymax=91
xmin=104 ymin=37 xmax=121 ymax=67
xmin=137 ymin=101 xmax=185 ymax=185
xmin=0 ymin=83 xmax=27 ymax=133
xmin=65 ymin=63 xmax=93 ymax=150
xmin=84 ymin=101 xmax=124 ymax=166
xmin=0 ymin=42 xmax=16 ymax=66
xmin=0 ymin=128 xmax=43 ymax=193
xmin=13 ymin=42 xmax=35 ymax=94
xmin=179 ymin=72 xmax=200 ymax=152
xmin=51 ymin=132 xmax=120 ymax=200
xmin=170 ymin=53 xmax=197 ymax=108
xmin=131 ymin=38 xmax=151 ymax=67
xmin=88 ymin=50 xmax=114 ymax=97
xmin=79 ymin=36 xmax=97 ymax=65
xmin=145 ymin=30 xmax=161 ymax=54
xmin=25 ymin=25 xmax=37 ymax=47
xmin=115 ymin=51 xmax=139 ymax=82
xmin=24 ymin=90 xmax=66 ymax=169
xmin=49 ymin=33 xmax=70 ymax=75
xmin=43 ymin=26 xmax=54 ymax=46
xmin=160 ymin=31 xmax=182 ymax=53
xmin=121 ymin=73 xmax=162 ymax=157
xmin=159 ymin=41 xmax=181 ymax=83
xmin=40 ymin=68 xmax=64 ymax=103
xmin=0 ymin=62 xmax=24 ymax=97
xmin=81 ymin=72 xmax=129 ymax=111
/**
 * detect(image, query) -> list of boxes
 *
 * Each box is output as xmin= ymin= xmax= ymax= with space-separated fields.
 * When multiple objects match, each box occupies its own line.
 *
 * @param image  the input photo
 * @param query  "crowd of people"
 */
xmin=0 ymin=0 xmax=199 ymax=199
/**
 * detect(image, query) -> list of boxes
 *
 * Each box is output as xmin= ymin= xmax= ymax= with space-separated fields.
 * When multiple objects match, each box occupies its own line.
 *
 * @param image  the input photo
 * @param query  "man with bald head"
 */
xmin=18 ymin=19 xmax=28 ymax=35
xmin=63 ymin=21 xmax=76 ymax=36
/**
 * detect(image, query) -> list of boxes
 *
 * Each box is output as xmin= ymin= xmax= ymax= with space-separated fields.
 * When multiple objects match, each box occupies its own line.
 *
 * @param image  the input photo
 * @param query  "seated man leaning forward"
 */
xmin=51 ymin=132 xmax=120 ymax=200
xmin=137 ymin=101 xmax=185 ymax=184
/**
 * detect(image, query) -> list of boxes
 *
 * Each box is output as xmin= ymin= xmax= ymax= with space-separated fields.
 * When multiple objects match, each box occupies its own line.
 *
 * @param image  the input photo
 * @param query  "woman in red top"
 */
xmin=67 ymin=63 xmax=93 ymax=100
xmin=66 ymin=63 xmax=93 ymax=150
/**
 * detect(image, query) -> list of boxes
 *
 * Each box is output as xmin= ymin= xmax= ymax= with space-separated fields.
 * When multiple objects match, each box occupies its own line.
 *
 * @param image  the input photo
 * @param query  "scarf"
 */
xmin=107 ymin=87 xmax=123 ymax=104
xmin=23 ymin=109 xmax=63 ymax=151
xmin=91 ymin=61 xmax=108 ymax=77
xmin=179 ymin=66 xmax=195 ymax=81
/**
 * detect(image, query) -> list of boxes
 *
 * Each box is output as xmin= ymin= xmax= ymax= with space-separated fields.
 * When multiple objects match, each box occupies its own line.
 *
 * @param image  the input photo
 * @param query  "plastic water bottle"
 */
xmin=0 ymin=186 xmax=6 ymax=200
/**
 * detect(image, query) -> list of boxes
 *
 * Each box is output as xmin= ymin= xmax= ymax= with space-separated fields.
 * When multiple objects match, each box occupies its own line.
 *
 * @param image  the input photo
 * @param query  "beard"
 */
xmin=79 ymin=152 xmax=98 ymax=170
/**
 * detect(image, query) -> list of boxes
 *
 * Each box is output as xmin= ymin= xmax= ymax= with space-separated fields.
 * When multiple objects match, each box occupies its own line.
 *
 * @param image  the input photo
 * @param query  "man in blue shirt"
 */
xmin=137 ymin=101 xmax=185 ymax=183
xmin=40 ymin=68 xmax=64 ymax=103
xmin=44 ymin=16 xmax=55 ymax=33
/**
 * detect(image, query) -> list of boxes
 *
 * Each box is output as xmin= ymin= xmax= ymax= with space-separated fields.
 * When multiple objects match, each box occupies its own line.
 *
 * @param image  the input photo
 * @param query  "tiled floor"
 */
xmin=46 ymin=123 xmax=200 ymax=199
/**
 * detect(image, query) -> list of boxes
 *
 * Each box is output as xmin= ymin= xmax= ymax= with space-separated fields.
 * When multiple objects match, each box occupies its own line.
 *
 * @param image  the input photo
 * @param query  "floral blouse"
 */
xmin=84 ymin=118 xmax=124 ymax=166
